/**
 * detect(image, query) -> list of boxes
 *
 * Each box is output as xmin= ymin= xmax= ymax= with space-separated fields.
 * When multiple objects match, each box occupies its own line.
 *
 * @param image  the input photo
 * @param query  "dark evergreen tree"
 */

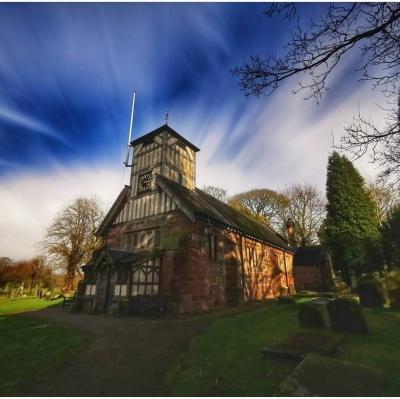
xmin=380 ymin=205 xmax=400 ymax=269
xmin=325 ymin=152 xmax=380 ymax=285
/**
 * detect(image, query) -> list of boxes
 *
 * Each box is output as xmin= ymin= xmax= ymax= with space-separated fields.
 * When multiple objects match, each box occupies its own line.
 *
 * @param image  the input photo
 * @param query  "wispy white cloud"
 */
xmin=0 ymin=105 xmax=68 ymax=145
xmin=0 ymin=164 xmax=123 ymax=260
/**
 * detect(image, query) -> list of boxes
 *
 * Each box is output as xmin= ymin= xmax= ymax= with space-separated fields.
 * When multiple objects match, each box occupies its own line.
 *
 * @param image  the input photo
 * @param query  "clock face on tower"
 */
xmin=137 ymin=171 xmax=153 ymax=195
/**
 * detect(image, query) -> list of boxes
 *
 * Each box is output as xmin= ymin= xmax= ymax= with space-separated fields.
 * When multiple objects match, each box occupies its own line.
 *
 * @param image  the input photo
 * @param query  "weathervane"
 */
xmin=164 ymin=111 xmax=169 ymax=125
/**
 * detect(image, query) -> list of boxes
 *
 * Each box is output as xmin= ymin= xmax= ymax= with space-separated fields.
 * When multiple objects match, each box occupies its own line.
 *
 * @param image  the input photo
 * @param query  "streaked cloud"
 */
xmin=0 ymin=3 xmax=387 ymax=259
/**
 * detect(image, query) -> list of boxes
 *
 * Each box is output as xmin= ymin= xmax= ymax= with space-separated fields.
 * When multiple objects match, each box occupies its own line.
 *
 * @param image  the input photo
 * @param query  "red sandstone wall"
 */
xmin=103 ymin=210 xmax=295 ymax=313
xmin=293 ymin=265 xmax=322 ymax=291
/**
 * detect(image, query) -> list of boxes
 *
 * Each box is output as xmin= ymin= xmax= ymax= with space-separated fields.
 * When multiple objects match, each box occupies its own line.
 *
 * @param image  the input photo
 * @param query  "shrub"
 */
xmin=108 ymin=302 xmax=127 ymax=317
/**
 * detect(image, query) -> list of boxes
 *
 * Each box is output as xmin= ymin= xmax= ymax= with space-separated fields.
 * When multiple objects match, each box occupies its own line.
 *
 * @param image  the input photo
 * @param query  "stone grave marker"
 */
xmin=279 ymin=354 xmax=382 ymax=396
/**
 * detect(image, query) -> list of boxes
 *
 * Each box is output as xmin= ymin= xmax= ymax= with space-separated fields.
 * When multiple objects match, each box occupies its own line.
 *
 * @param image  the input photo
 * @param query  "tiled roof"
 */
xmin=157 ymin=175 xmax=293 ymax=252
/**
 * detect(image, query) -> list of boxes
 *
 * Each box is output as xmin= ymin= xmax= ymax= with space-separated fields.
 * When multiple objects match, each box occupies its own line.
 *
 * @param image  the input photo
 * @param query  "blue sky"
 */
xmin=0 ymin=3 xmax=384 ymax=259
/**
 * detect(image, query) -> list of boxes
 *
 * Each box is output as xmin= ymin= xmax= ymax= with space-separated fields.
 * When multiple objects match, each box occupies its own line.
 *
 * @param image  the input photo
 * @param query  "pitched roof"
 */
xmin=294 ymin=246 xmax=328 ymax=266
xmin=82 ymin=247 xmax=162 ymax=270
xmin=130 ymin=124 xmax=200 ymax=152
xmin=156 ymin=175 xmax=293 ymax=252
xmin=96 ymin=186 xmax=131 ymax=236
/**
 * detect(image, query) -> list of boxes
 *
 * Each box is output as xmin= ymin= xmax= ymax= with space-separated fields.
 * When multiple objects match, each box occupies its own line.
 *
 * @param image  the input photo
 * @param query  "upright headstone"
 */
xmin=298 ymin=302 xmax=326 ymax=329
xmin=385 ymin=271 xmax=400 ymax=310
xmin=327 ymin=298 xmax=368 ymax=334
xmin=357 ymin=274 xmax=384 ymax=308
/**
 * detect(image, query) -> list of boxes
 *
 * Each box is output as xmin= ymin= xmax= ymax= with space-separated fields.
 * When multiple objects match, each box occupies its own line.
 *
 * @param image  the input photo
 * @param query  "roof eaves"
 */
xmin=130 ymin=124 xmax=200 ymax=152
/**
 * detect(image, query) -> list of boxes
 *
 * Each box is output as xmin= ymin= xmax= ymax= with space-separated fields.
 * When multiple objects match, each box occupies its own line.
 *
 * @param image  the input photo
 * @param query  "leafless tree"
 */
xmin=228 ymin=188 xmax=290 ymax=227
xmin=282 ymin=184 xmax=326 ymax=247
xmin=202 ymin=185 xmax=228 ymax=203
xmin=366 ymin=179 xmax=399 ymax=224
xmin=233 ymin=3 xmax=400 ymax=182
xmin=41 ymin=197 xmax=104 ymax=292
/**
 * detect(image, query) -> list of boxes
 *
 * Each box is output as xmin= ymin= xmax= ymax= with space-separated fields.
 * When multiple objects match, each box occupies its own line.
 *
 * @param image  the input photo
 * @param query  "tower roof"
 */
xmin=130 ymin=124 xmax=200 ymax=152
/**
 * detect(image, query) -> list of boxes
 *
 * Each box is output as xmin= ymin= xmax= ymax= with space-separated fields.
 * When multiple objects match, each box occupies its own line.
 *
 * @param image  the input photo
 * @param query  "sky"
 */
xmin=0 ymin=3 xmax=386 ymax=260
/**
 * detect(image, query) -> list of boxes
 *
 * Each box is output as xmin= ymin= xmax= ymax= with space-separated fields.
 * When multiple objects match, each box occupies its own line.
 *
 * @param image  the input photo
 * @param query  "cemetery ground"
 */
xmin=0 ymin=297 xmax=400 ymax=396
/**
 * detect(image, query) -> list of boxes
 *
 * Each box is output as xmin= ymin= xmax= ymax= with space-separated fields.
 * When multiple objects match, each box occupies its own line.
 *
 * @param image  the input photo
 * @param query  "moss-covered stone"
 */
xmin=298 ymin=303 xmax=326 ymax=329
xmin=279 ymin=354 xmax=382 ymax=396
xmin=327 ymin=298 xmax=368 ymax=334
xmin=357 ymin=274 xmax=384 ymax=308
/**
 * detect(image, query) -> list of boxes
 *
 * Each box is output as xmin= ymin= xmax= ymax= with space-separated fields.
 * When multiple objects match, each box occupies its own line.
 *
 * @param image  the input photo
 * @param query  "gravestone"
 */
xmin=327 ymin=298 xmax=368 ymax=334
xmin=385 ymin=271 xmax=400 ymax=310
xmin=298 ymin=302 xmax=326 ymax=329
xmin=279 ymin=354 xmax=382 ymax=396
xmin=357 ymin=274 xmax=384 ymax=308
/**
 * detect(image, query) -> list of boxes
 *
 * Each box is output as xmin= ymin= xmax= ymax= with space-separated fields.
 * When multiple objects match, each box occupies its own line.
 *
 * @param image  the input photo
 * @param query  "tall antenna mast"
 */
xmin=124 ymin=91 xmax=136 ymax=167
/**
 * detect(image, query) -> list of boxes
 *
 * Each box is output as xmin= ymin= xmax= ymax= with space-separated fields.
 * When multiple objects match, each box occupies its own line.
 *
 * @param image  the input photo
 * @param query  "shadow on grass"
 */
xmin=0 ymin=313 xmax=88 ymax=396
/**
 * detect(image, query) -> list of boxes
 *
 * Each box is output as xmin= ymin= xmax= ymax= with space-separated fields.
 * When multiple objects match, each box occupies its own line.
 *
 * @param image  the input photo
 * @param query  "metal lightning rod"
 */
xmin=124 ymin=91 xmax=136 ymax=167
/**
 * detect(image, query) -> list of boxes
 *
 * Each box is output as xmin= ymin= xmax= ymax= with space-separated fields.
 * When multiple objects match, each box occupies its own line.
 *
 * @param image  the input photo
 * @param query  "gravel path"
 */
xmin=15 ymin=307 xmax=209 ymax=396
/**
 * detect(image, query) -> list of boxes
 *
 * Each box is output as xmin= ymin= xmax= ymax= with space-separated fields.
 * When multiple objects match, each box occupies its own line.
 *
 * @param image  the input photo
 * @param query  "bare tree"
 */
xmin=366 ymin=179 xmax=399 ymax=224
xmin=282 ymin=184 xmax=326 ymax=247
xmin=228 ymin=189 xmax=290 ymax=227
xmin=202 ymin=185 xmax=228 ymax=203
xmin=233 ymin=3 xmax=400 ymax=182
xmin=41 ymin=197 xmax=104 ymax=292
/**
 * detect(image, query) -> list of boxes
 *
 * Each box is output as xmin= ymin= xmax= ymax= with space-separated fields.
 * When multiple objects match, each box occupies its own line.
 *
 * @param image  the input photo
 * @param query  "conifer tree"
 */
xmin=380 ymin=205 xmax=400 ymax=269
xmin=325 ymin=152 xmax=379 ymax=285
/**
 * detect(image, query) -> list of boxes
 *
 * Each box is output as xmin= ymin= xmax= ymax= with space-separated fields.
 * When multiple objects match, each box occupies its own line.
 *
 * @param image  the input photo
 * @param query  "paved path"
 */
xmin=15 ymin=308 xmax=209 ymax=396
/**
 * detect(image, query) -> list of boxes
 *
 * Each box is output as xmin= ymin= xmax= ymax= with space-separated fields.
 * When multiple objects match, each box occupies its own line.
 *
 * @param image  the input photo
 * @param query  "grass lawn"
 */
xmin=167 ymin=303 xmax=400 ymax=396
xmin=0 ymin=297 xmax=87 ymax=395
xmin=0 ymin=296 xmax=62 ymax=315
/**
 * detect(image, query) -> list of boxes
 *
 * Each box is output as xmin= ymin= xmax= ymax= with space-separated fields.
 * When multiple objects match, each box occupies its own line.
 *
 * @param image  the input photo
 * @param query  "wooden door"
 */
xmin=95 ymin=266 xmax=111 ymax=312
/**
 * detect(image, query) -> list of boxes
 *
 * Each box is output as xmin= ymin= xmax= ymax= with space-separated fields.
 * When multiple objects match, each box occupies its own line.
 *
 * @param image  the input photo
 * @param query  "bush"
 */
xmin=327 ymin=298 xmax=368 ymax=334
xmin=357 ymin=274 xmax=384 ymax=308
xmin=108 ymin=302 xmax=127 ymax=317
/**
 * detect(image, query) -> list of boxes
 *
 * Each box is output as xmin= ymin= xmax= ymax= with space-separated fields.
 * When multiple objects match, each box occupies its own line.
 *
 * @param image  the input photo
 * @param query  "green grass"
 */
xmin=167 ymin=303 xmax=299 ymax=396
xmin=0 ymin=297 xmax=87 ymax=395
xmin=0 ymin=296 xmax=62 ymax=315
xmin=167 ymin=303 xmax=400 ymax=396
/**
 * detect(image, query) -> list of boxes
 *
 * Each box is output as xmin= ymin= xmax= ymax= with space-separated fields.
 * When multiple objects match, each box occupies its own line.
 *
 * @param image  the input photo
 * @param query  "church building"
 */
xmin=80 ymin=124 xmax=295 ymax=314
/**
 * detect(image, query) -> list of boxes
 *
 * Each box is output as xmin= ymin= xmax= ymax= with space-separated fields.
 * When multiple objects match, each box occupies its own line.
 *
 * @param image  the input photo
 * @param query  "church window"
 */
xmin=85 ymin=284 xmax=96 ymax=296
xmin=131 ymin=258 xmax=160 ymax=296
xmin=114 ymin=284 xmax=127 ymax=297
xmin=122 ymin=229 xmax=160 ymax=250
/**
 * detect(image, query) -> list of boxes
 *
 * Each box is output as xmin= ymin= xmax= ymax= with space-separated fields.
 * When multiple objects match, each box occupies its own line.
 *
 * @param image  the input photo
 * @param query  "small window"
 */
xmin=86 ymin=284 xmax=96 ymax=296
